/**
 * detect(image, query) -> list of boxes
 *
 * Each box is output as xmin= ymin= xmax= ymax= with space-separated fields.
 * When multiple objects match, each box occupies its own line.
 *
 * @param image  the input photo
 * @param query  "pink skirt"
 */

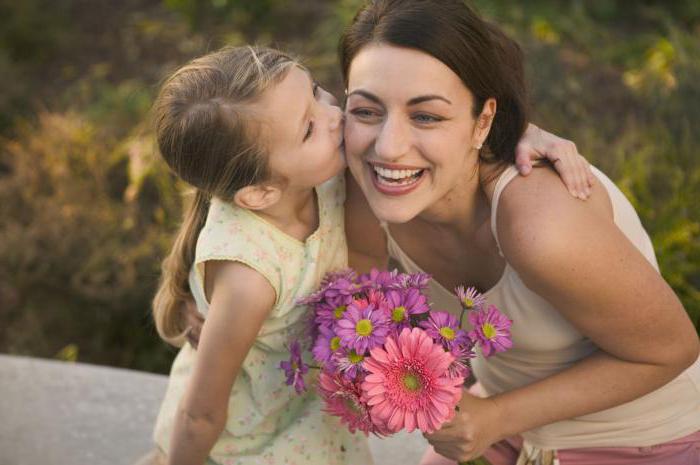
xmin=419 ymin=430 xmax=700 ymax=465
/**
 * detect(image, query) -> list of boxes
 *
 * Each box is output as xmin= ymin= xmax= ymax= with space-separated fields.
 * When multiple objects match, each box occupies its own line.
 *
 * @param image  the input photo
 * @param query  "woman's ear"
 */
xmin=233 ymin=184 xmax=282 ymax=211
xmin=474 ymin=98 xmax=497 ymax=149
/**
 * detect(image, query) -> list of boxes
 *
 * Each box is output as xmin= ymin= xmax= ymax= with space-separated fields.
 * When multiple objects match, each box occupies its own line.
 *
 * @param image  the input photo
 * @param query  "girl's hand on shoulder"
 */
xmin=423 ymin=391 xmax=505 ymax=463
xmin=515 ymin=123 xmax=594 ymax=200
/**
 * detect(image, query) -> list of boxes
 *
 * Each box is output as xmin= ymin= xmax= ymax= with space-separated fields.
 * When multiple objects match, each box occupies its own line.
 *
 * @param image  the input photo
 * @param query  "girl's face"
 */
xmin=255 ymin=66 xmax=345 ymax=190
xmin=344 ymin=44 xmax=487 ymax=223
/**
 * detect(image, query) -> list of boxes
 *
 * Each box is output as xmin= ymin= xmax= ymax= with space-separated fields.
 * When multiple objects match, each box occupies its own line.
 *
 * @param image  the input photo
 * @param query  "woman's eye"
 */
xmin=413 ymin=113 xmax=443 ymax=123
xmin=304 ymin=121 xmax=314 ymax=141
xmin=312 ymin=82 xmax=320 ymax=98
xmin=349 ymin=108 xmax=380 ymax=119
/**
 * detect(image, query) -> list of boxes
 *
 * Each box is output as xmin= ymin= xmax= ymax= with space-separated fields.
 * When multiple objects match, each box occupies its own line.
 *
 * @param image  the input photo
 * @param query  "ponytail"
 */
xmin=152 ymin=190 xmax=210 ymax=347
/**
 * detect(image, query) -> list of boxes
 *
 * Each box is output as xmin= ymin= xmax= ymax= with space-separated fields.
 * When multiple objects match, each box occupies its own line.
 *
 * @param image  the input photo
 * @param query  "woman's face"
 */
xmin=344 ymin=44 xmax=486 ymax=223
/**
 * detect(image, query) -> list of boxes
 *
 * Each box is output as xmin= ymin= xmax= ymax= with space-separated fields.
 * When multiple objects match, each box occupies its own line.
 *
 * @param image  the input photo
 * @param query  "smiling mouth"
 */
xmin=367 ymin=162 xmax=427 ymax=195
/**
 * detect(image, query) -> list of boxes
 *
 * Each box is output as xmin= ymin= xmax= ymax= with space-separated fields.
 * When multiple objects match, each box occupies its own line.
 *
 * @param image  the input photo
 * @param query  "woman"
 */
xmin=339 ymin=1 xmax=700 ymax=464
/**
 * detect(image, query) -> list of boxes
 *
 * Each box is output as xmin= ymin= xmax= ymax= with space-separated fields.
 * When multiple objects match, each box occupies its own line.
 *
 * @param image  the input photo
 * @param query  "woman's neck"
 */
xmin=416 ymin=167 xmax=490 ymax=239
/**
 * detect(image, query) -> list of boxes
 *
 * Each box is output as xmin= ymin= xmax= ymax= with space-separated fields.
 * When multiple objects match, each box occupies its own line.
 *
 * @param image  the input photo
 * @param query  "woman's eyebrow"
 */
xmin=346 ymin=89 xmax=451 ymax=106
xmin=346 ymin=89 xmax=383 ymax=105
xmin=407 ymin=95 xmax=452 ymax=105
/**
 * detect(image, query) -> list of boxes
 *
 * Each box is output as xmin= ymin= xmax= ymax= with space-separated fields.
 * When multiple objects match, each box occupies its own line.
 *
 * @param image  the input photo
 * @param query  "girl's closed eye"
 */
xmin=303 ymin=82 xmax=321 ymax=142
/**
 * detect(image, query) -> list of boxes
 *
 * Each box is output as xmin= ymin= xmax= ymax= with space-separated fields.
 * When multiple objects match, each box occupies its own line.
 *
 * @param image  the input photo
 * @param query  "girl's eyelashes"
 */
xmin=304 ymin=120 xmax=314 ymax=141
xmin=303 ymin=82 xmax=320 ymax=142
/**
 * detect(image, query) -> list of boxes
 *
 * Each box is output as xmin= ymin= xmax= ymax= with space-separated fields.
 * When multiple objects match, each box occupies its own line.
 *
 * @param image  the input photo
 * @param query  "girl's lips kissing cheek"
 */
xmin=367 ymin=162 xmax=426 ymax=196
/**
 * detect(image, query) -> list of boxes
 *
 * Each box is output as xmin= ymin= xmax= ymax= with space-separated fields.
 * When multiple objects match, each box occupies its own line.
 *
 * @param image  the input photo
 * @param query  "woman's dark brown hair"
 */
xmin=339 ymin=0 xmax=527 ymax=162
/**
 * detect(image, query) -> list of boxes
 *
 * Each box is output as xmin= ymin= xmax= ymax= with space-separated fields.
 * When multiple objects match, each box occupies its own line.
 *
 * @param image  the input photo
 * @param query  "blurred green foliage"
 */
xmin=0 ymin=0 xmax=698 ymax=373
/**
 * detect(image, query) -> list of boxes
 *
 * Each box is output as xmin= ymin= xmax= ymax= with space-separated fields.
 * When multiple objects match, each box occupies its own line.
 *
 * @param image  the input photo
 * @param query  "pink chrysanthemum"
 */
xmin=419 ymin=311 xmax=469 ymax=350
xmin=455 ymin=285 xmax=486 ymax=311
xmin=318 ymin=370 xmax=388 ymax=436
xmin=337 ymin=303 xmax=391 ymax=354
xmin=468 ymin=304 xmax=513 ymax=357
xmin=362 ymin=328 xmax=464 ymax=434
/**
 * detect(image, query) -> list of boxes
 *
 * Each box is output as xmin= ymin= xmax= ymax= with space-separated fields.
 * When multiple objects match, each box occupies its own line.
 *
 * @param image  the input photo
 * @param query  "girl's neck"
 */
xmin=256 ymin=186 xmax=319 ymax=242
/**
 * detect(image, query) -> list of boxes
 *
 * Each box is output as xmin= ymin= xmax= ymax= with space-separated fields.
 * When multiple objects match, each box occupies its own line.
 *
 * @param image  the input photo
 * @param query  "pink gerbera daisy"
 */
xmin=362 ymin=327 xmax=464 ymax=434
xmin=468 ymin=304 xmax=513 ymax=357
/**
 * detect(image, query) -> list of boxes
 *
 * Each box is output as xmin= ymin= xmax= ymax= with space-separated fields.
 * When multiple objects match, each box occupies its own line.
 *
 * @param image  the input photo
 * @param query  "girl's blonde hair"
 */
xmin=152 ymin=46 xmax=297 ymax=346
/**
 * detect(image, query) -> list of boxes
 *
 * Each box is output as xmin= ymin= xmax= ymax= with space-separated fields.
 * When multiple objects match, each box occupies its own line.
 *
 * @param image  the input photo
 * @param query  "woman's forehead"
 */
xmin=347 ymin=43 xmax=467 ymax=97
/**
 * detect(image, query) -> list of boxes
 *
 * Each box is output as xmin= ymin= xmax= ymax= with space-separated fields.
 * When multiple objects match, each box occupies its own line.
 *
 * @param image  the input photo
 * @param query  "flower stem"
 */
xmin=459 ymin=458 xmax=493 ymax=465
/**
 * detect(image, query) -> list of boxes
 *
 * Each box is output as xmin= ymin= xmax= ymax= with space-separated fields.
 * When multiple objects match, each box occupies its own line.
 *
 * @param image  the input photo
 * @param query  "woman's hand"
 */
xmin=423 ymin=391 xmax=505 ymax=463
xmin=515 ymin=123 xmax=594 ymax=200
xmin=181 ymin=298 xmax=204 ymax=349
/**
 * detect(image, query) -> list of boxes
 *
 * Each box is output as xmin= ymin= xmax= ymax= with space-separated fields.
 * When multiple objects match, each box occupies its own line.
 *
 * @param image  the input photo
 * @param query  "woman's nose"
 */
xmin=375 ymin=116 xmax=410 ymax=160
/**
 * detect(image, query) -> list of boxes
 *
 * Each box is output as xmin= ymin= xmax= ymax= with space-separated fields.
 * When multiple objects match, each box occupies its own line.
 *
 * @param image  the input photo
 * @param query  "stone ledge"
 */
xmin=0 ymin=354 xmax=427 ymax=465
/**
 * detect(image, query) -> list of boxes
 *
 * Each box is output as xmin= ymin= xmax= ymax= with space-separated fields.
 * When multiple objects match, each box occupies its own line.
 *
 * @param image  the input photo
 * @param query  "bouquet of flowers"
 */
xmin=280 ymin=268 xmax=512 ymax=447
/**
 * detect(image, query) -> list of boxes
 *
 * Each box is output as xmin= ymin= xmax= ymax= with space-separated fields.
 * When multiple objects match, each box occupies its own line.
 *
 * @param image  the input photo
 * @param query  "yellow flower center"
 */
xmin=348 ymin=350 xmax=364 ymax=364
xmin=334 ymin=305 xmax=347 ymax=319
xmin=463 ymin=298 xmax=474 ymax=308
xmin=482 ymin=323 xmax=497 ymax=339
xmin=439 ymin=326 xmax=456 ymax=340
xmin=356 ymin=319 xmax=373 ymax=336
xmin=402 ymin=372 xmax=422 ymax=392
xmin=329 ymin=336 xmax=341 ymax=351
xmin=391 ymin=306 xmax=407 ymax=322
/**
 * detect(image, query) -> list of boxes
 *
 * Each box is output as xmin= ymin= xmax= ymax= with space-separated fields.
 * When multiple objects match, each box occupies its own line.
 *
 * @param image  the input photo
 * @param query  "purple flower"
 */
xmin=298 ymin=269 xmax=357 ymax=306
xmin=336 ymin=303 xmax=391 ymax=354
xmin=455 ymin=286 xmax=486 ymax=311
xmin=390 ymin=272 xmax=431 ymax=291
xmin=420 ymin=311 xmax=470 ymax=350
xmin=312 ymin=324 xmax=341 ymax=367
xmin=447 ymin=341 xmax=476 ymax=380
xmin=279 ymin=341 xmax=308 ymax=393
xmin=357 ymin=268 xmax=400 ymax=291
xmin=468 ymin=305 xmax=513 ymax=357
xmin=385 ymin=288 xmax=430 ymax=330
xmin=332 ymin=348 xmax=367 ymax=380
xmin=314 ymin=302 xmax=350 ymax=329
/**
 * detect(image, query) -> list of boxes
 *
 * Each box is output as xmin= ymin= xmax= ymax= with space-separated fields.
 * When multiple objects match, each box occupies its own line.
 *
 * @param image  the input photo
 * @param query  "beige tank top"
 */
xmin=383 ymin=165 xmax=700 ymax=449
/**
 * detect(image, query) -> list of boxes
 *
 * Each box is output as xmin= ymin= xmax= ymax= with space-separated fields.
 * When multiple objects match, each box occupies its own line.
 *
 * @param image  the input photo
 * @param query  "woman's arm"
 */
xmin=167 ymin=261 xmax=275 ymax=465
xmin=425 ymin=168 xmax=699 ymax=461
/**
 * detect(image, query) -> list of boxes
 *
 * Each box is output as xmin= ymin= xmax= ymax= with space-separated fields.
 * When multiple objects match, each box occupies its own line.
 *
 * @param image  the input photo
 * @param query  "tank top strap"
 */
xmin=490 ymin=165 xmax=521 ymax=258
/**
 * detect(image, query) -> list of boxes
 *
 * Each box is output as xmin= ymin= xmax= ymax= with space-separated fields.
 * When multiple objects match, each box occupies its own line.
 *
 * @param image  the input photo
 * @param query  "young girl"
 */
xmin=148 ymin=45 xmax=372 ymax=465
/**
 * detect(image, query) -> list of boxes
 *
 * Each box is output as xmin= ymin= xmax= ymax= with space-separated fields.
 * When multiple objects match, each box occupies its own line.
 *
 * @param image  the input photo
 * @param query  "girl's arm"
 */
xmin=425 ymin=168 xmax=699 ymax=462
xmin=515 ymin=123 xmax=595 ymax=200
xmin=168 ymin=261 xmax=276 ymax=465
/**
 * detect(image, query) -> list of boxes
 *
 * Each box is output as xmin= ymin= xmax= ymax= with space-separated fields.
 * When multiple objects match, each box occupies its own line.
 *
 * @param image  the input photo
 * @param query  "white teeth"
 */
xmin=372 ymin=166 xmax=422 ymax=180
